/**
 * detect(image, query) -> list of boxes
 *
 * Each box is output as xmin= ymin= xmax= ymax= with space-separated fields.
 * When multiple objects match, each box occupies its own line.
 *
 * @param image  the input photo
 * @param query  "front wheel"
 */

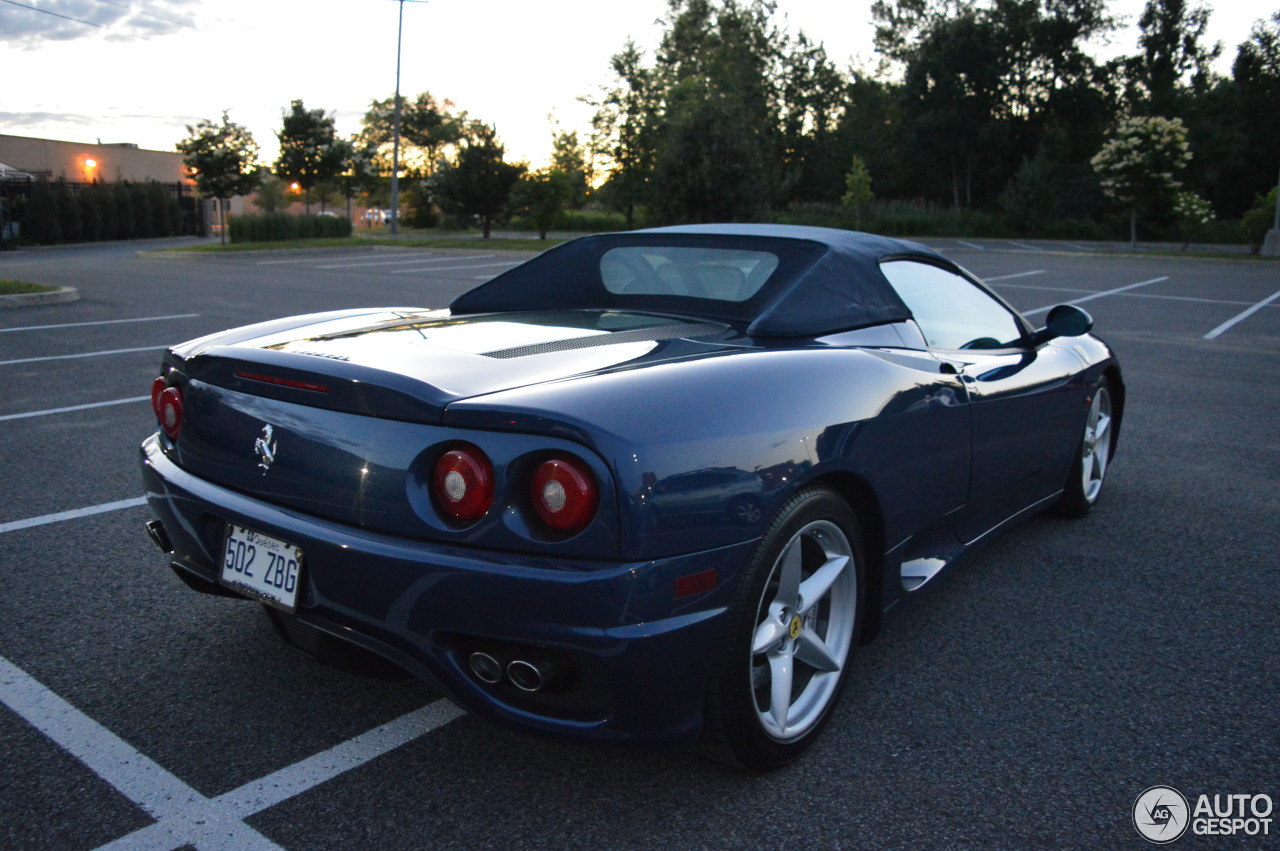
xmin=698 ymin=487 xmax=864 ymax=770
xmin=1056 ymin=377 xmax=1115 ymax=517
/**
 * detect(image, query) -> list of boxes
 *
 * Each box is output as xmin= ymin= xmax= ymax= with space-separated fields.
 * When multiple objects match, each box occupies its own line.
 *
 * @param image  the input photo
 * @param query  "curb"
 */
xmin=0 ymin=287 xmax=79 ymax=309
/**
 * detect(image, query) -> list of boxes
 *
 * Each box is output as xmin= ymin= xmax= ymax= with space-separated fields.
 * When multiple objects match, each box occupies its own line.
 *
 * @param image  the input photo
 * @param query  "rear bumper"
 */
xmin=140 ymin=435 xmax=751 ymax=744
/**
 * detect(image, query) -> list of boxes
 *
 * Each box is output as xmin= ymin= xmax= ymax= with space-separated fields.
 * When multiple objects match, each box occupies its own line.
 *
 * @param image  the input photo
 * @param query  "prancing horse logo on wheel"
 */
xmin=254 ymin=424 xmax=277 ymax=474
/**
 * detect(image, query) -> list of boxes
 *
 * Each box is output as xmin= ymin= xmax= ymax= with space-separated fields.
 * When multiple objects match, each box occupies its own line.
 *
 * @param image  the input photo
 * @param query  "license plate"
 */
xmin=220 ymin=525 xmax=303 ymax=612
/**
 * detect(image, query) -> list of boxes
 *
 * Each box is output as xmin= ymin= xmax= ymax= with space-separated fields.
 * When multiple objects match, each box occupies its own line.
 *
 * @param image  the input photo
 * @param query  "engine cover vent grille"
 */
xmin=482 ymin=322 xmax=723 ymax=359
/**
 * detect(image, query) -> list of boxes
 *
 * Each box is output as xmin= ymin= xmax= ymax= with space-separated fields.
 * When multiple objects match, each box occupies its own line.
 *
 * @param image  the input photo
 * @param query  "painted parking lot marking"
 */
xmin=1006 ymin=241 xmax=1040 ymax=251
xmin=101 ymin=700 xmax=465 ymax=850
xmin=0 ymin=395 xmax=149 ymax=422
xmin=994 ymin=281 xmax=1277 ymax=309
xmin=0 ymin=497 xmax=147 ymax=535
xmin=391 ymin=260 xmax=524 ymax=275
xmin=0 ymin=654 xmax=463 ymax=851
xmin=0 ymin=314 xmax=198 ymax=334
xmin=0 ymin=654 xmax=279 ymax=849
xmin=1203 ymin=287 xmax=1280 ymax=339
xmin=983 ymin=270 xmax=1045 ymax=282
xmin=313 ymin=254 xmax=491 ymax=269
xmin=1023 ymin=276 xmax=1169 ymax=316
xmin=0 ymin=345 xmax=167 ymax=366
xmin=956 ymin=240 xmax=985 ymax=250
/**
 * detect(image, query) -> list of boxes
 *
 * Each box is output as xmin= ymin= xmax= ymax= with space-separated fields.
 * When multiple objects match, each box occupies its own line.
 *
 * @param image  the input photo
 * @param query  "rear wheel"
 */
xmin=1057 ymin=377 xmax=1114 ymax=517
xmin=699 ymin=487 xmax=864 ymax=770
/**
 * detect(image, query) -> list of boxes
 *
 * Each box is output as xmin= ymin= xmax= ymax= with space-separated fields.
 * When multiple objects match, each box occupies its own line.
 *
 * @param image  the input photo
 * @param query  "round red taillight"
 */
xmin=150 ymin=376 xmax=168 ymax=419
xmin=158 ymin=386 xmax=184 ymax=441
xmin=433 ymin=445 xmax=495 ymax=522
xmin=531 ymin=456 xmax=598 ymax=533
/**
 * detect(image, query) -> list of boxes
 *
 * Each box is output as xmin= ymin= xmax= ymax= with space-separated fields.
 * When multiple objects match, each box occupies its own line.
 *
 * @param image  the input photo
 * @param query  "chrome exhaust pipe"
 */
xmin=468 ymin=651 xmax=504 ymax=684
xmin=506 ymin=657 xmax=569 ymax=693
xmin=145 ymin=519 xmax=172 ymax=553
xmin=506 ymin=659 xmax=545 ymax=692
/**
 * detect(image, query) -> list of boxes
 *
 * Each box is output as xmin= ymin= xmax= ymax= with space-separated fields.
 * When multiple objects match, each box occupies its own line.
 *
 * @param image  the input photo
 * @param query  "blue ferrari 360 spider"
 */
xmin=140 ymin=224 xmax=1122 ymax=770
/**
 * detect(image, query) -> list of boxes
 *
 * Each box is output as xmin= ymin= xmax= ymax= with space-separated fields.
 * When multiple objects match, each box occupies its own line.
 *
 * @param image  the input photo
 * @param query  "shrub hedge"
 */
xmin=228 ymin=213 xmax=353 ymax=243
xmin=13 ymin=178 xmax=188 ymax=245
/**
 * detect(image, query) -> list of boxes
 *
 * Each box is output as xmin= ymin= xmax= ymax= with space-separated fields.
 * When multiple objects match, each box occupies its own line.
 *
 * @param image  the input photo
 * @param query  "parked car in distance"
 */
xmin=140 ymin=224 xmax=1122 ymax=770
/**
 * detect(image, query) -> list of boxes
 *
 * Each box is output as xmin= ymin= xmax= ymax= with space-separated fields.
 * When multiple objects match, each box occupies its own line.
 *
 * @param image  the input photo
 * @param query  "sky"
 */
xmin=0 ymin=0 xmax=1272 ymax=169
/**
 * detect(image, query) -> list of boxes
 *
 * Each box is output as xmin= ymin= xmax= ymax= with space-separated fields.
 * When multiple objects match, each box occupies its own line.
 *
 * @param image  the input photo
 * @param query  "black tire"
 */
xmin=697 ymin=487 xmax=864 ymax=771
xmin=1056 ymin=376 xmax=1115 ymax=518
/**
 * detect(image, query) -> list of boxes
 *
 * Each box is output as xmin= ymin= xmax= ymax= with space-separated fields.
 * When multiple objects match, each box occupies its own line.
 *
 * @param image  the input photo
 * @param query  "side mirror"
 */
xmin=1028 ymin=304 xmax=1093 ymax=346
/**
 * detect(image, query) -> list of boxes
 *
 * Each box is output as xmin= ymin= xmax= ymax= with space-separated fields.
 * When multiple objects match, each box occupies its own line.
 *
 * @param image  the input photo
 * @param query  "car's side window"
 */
xmin=880 ymin=260 xmax=1024 ymax=350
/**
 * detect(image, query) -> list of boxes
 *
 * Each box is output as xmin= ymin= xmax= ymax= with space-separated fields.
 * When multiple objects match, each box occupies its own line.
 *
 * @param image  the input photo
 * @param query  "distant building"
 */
xmin=0 ymin=133 xmax=190 ymax=184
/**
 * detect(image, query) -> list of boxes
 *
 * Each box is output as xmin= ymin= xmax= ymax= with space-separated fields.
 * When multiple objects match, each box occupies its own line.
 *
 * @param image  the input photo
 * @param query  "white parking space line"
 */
xmin=1007 ymin=241 xmax=1039 ymax=251
xmin=0 ymin=651 xmax=465 ymax=851
xmin=0 ymin=498 xmax=147 ymax=535
xmin=956 ymin=240 xmax=985 ymax=250
xmin=1022 ymin=276 xmax=1169 ymax=316
xmin=0 ymin=396 xmax=149 ymax=422
xmin=997 ymin=281 xmax=1275 ymax=308
xmin=0 ymin=654 xmax=280 ymax=850
xmin=1203 ymin=287 xmax=1280 ymax=339
xmin=0 ymin=655 xmax=282 ymax=850
xmin=0 ymin=346 xmax=166 ymax=366
xmin=313 ymin=254 xmax=492 ymax=270
xmin=0 ymin=315 xmax=199 ymax=334
xmin=254 ymin=258 xmax=308 ymax=265
xmin=100 ymin=700 xmax=464 ymax=850
xmin=983 ymin=270 xmax=1045 ymax=282
xmin=391 ymin=260 xmax=523 ymax=275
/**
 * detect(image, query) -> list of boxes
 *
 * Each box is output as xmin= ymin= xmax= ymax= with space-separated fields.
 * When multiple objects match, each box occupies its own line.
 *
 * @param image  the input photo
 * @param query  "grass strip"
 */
xmin=0 ymin=280 xmax=59 ymax=295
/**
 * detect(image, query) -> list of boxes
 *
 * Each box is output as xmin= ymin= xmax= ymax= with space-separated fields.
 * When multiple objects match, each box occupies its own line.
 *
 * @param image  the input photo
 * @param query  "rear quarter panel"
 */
xmin=445 ymin=345 xmax=971 ymax=563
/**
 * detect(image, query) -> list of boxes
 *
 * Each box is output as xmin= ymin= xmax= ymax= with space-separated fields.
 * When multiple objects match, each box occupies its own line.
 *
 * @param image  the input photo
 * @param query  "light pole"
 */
xmin=389 ymin=0 xmax=427 ymax=236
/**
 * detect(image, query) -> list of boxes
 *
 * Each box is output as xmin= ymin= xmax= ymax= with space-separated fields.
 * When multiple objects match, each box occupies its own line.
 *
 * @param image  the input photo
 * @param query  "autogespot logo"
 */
xmin=1134 ymin=786 xmax=1190 ymax=844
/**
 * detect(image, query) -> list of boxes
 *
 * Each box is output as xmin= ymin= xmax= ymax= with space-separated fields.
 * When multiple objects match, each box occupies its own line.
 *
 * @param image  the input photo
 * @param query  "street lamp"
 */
xmin=389 ymin=0 xmax=428 ymax=236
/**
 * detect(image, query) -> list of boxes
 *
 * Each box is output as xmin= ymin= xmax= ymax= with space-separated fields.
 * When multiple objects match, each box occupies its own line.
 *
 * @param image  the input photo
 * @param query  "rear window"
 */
xmin=600 ymin=246 xmax=779 ymax=303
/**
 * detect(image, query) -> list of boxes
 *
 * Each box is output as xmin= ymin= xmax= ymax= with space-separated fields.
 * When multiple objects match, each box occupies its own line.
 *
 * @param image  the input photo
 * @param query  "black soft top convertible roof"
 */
xmin=449 ymin=224 xmax=947 ymax=337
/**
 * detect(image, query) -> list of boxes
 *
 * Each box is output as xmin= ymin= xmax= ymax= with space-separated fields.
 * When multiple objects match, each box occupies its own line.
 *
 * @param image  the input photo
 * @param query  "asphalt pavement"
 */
xmin=0 ymin=237 xmax=1276 ymax=849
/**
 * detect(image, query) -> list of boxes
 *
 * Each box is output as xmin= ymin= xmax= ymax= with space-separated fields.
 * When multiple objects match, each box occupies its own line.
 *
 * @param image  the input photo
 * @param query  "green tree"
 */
xmin=590 ymin=40 xmax=661 ymax=227
xmin=275 ymin=100 xmax=347 ymax=214
xmin=1241 ymin=186 xmax=1278 ymax=251
xmin=432 ymin=124 xmax=526 ymax=238
xmin=649 ymin=0 xmax=785 ymax=222
xmin=511 ymin=168 xmax=573 ymax=239
xmin=1126 ymin=0 xmax=1221 ymax=115
xmin=1171 ymin=189 xmax=1212 ymax=248
xmin=890 ymin=0 xmax=1116 ymax=210
xmin=777 ymin=33 xmax=847 ymax=203
xmin=339 ymin=138 xmax=381 ymax=218
xmin=254 ymin=174 xmax=292 ymax=213
xmin=550 ymin=129 xmax=591 ymax=209
xmin=357 ymin=91 xmax=467 ymax=175
xmin=177 ymin=112 xmax=260 ymax=244
xmin=1231 ymin=13 xmax=1280 ymax=216
xmin=840 ymin=155 xmax=873 ymax=227
xmin=1091 ymin=115 xmax=1192 ymax=245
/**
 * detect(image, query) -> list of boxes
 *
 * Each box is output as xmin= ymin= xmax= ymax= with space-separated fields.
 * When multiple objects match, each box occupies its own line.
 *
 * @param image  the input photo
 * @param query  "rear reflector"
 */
xmin=674 ymin=568 xmax=718 ymax=599
xmin=235 ymin=371 xmax=330 ymax=393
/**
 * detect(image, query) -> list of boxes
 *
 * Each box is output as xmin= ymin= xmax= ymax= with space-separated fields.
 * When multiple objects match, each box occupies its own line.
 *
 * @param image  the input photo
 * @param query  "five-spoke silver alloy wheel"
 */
xmin=750 ymin=519 xmax=858 ymax=742
xmin=1081 ymin=385 xmax=1112 ymax=503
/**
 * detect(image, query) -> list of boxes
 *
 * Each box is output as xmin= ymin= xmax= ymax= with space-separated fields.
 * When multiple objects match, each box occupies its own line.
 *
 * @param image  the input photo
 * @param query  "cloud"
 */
xmin=0 ymin=111 xmax=98 ymax=129
xmin=0 ymin=0 xmax=199 ymax=47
